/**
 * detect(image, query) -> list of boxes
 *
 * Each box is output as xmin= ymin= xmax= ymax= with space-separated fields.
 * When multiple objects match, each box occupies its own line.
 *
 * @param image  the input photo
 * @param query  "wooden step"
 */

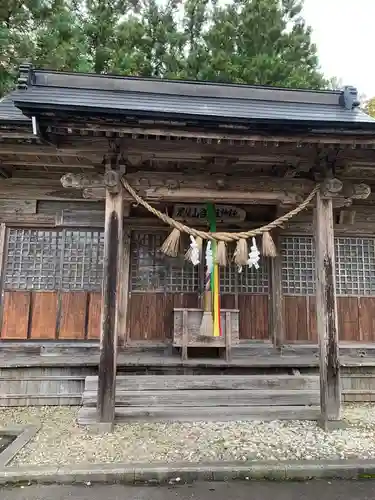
xmin=78 ymin=405 xmax=320 ymax=424
xmin=84 ymin=374 xmax=319 ymax=392
xmin=83 ymin=389 xmax=319 ymax=407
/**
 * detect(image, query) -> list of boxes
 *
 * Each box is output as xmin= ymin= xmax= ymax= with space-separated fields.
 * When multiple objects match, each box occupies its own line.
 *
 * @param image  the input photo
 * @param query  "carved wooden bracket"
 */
xmin=320 ymin=177 xmax=371 ymax=207
xmin=104 ymin=170 xmax=121 ymax=195
xmin=61 ymin=172 xmax=104 ymax=189
xmin=61 ymin=171 xmax=314 ymax=205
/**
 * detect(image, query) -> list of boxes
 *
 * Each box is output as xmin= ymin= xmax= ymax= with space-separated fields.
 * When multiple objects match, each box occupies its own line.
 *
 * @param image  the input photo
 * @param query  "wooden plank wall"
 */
xmin=284 ymin=296 xmax=375 ymax=343
xmin=0 ymin=291 xmax=101 ymax=340
xmin=128 ymin=292 xmax=269 ymax=341
xmin=128 ymin=293 xmax=199 ymax=341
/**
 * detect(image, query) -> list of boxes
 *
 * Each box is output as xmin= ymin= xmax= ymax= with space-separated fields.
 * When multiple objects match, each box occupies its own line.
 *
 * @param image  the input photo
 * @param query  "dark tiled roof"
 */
xmin=11 ymin=68 xmax=375 ymax=129
xmin=13 ymin=85 xmax=375 ymax=126
xmin=0 ymin=93 xmax=30 ymax=123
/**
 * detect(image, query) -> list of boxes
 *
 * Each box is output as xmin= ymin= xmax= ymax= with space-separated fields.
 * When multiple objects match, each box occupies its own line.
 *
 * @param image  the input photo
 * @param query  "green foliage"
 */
xmin=0 ymin=0 xmax=327 ymax=98
xmin=365 ymin=97 xmax=375 ymax=118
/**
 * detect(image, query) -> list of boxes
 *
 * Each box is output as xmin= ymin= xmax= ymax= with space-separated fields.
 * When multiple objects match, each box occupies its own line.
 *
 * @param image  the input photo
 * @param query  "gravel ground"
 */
xmin=1 ymin=405 xmax=375 ymax=466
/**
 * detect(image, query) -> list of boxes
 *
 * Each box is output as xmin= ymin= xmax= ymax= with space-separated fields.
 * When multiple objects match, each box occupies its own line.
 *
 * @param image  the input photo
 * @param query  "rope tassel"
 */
xmin=262 ymin=231 xmax=277 ymax=257
xmin=234 ymin=238 xmax=248 ymax=266
xmin=160 ymin=228 xmax=181 ymax=257
xmin=216 ymin=240 xmax=227 ymax=266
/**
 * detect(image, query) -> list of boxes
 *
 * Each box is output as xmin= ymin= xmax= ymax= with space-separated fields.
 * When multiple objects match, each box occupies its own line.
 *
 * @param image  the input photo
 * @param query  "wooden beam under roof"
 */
xmin=47 ymin=122 xmax=375 ymax=146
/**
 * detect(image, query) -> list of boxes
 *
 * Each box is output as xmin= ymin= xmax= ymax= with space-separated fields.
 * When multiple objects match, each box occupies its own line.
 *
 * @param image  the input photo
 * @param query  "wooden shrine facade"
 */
xmin=1 ymin=66 xmax=375 ymax=424
xmin=4 ymin=225 xmax=375 ymax=345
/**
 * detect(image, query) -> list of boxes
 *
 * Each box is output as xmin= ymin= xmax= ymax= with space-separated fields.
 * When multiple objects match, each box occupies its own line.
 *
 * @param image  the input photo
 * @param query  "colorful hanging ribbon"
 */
xmin=206 ymin=203 xmax=221 ymax=337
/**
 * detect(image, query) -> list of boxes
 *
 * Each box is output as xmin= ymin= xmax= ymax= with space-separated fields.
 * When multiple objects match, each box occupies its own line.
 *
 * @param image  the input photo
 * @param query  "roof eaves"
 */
xmin=16 ymin=63 xmax=346 ymax=107
xmin=0 ymin=92 xmax=31 ymax=125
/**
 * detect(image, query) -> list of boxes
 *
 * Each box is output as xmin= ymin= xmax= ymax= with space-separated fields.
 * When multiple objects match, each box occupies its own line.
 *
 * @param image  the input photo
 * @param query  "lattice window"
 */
xmin=282 ymin=235 xmax=375 ymax=297
xmin=281 ymin=236 xmax=315 ymax=295
xmin=61 ymin=230 xmax=104 ymax=291
xmin=335 ymin=237 xmax=375 ymax=296
xmin=220 ymin=245 xmax=269 ymax=293
xmin=4 ymin=229 xmax=62 ymax=290
xmin=130 ymin=231 xmax=199 ymax=292
xmin=4 ymin=228 xmax=104 ymax=292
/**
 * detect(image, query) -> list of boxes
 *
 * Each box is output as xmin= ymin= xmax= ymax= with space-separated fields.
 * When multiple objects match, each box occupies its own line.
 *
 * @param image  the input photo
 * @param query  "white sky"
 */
xmin=302 ymin=0 xmax=374 ymax=98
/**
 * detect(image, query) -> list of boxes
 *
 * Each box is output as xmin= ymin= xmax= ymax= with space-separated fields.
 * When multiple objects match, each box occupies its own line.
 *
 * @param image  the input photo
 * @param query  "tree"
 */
xmin=35 ymin=0 xmax=90 ymax=72
xmin=364 ymin=97 xmax=375 ymax=118
xmin=0 ymin=0 xmax=327 ymax=98
xmin=0 ymin=1 xmax=42 ymax=96
xmin=202 ymin=0 xmax=325 ymax=88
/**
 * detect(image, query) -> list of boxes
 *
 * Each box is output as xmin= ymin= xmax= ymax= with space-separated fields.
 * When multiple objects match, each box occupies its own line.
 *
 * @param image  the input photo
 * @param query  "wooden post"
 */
xmin=315 ymin=190 xmax=341 ymax=428
xmin=117 ymin=205 xmax=131 ymax=346
xmin=97 ymin=171 xmax=123 ymax=431
xmin=182 ymin=309 xmax=188 ymax=361
xmin=0 ymin=224 xmax=6 ymax=334
xmin=269 ymin=231 xmax=284 ymax=348
xmin=225 ymin=312 xmax=232 ymax=362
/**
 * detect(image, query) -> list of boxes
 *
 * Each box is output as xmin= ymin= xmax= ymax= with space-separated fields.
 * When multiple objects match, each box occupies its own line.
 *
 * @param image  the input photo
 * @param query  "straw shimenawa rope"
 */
xmin=121 ymin=177 xmax=319 ymax=242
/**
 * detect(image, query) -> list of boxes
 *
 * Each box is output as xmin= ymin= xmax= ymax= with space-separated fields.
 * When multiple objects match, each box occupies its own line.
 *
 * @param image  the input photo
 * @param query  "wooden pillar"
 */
xmin=0 ymin=223 xmax=6 ymax=335
xmin=269 ymin=231 xmax=284 ymax=348
xmin=315 ymin=190 xmax=341 ymax=428
xmin=118 ymin=220 xmax=131 ymax=346
xmin=97 ymin=171 xmax=123 ymax=430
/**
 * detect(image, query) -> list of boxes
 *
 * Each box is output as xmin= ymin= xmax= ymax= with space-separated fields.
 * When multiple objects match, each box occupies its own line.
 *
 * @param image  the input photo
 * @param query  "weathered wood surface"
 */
xmin=0 ymin=200 xmax=36 ymax=214
xmin=6 ymin=344 xmax=375 ymax=370
xmin=283 ymin=295 xmax=375 ymax=343
xmin=0 ymin=214 xmax=56 ymax=226
xmin=0 ymin=223 xmax=6 ymax=333
xmin=2 ymin=364 xmax=375 ymax=407
xmin=128 ymin=293 xmax=200 ymax=342
xmin=238 ymin=295 xmax=269 ymax=340
xmin=1 ymin=292 xmax=30 ymax=339
xmin=30 ymin=292 xmax=58 ymax=339
xmin=65 ymin=172 xmax=314 ymax=204
xmin=85 ymin=374 xmax=320 ymax=392
xmin=78 ymin=405 xmax=321 ymax=424
xmin=97 ymin=182 xmax=123 ymax=426
xmin=0 ymin=351 xmax=320 ymax=368
xmin=118 ymin=228 xmax=131 ymax=344
xmin=87 ymin=293 xmax=102 ymax=340
xmin=0 ymin=291 xmax=100 ymax=340
xmin=225 ymin=312 xmax=232 ymax=362
xmin=54 ymin=128 xmax=375 ymax=147
xmin=269 ymin=232 xmax=283 ymax=347
xmin=0 ymin=179 xmax=85 ymax=200
xmin=173 ymin=309 xmax=239 ymax=347
xmin=181 ymin=309 xmax=188 ymax=361
xmin=0 ymin=366 xmax=94 ymax=407
xmin=59 ymin=292 xmax=87 ymax=339
xmin=66 ymin=172 xmax=315 ymax=192
xmin=315 ymin=190 xmax=341 ymax=426
xmin=83 ymin=389 xmax=320 ymax=407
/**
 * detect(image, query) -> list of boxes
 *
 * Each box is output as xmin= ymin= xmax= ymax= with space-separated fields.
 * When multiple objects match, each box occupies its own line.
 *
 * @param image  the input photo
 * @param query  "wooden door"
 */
xmin=128 ymin=231 xmax=200 ymax=342
xmin=127 ymin=230 xmax=270 ymax=343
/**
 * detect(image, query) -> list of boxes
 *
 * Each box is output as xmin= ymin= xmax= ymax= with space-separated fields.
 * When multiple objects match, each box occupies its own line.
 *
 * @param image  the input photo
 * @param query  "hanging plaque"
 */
xmin=172 ymin=204 xmax=246 ymax=223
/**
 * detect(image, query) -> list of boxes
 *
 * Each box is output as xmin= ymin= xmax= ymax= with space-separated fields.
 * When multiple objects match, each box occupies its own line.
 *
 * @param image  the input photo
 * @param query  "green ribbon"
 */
xmin=206 ymin=203 xmax=216 ymax=291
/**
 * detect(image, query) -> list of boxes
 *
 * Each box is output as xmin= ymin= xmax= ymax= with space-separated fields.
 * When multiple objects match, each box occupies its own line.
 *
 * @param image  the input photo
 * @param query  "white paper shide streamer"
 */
xmin=247 ymin=237 xmax=260 ymax=270
xmin=189 ymin=236 xmax=200 ymax=266
xmin=205 ymin=241 xmax=213 ymax=272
